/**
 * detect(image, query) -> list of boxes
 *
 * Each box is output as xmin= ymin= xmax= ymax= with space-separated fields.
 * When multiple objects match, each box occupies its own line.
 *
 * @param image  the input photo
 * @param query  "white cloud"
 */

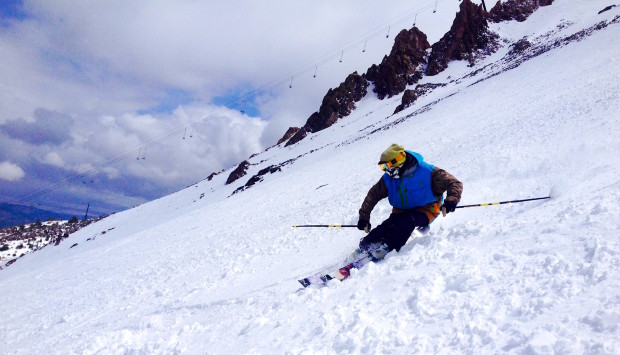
xmin=42 ymin=152 xmax=65 ymax=167
xmin=0 ymin=161 xmax=26 ymax=181
xmin=1 ymin=102 xmax=267 ymax=193
xmin=1 ymin=0 xmax=465 ymax=121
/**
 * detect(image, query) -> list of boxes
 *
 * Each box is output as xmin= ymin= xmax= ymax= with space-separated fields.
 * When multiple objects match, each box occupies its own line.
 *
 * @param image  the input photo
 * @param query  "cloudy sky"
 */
xmin=0 ymin=0 xmax=468 ymax=216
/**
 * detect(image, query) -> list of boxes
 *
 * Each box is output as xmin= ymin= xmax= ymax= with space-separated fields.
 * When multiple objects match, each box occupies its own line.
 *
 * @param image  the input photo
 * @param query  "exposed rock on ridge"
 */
xmin=365 ymin=27 xmax=431 ymax=99
xmin=488 ymin=0 xmax=554 ymax=23
xmin=225 ymin=160 xmax=250 ymax=185
xmin=284 ymin=28 xmax=430 ymax=146
xmin=394 ymin=83 xmax=447 ymax=114
xmin=286 ymin=72 xmax=369 ymax=146
xmin=277 ymin=127 xmax=300 ymax=145
xmin=426 ymin=0 xmax=499 ymax=76
xmin=231 ymin=165 xmax=282 ymax=195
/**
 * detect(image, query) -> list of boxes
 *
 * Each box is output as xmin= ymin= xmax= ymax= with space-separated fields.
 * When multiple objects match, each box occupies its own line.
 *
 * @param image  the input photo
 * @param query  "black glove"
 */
xmin=357 ymin=218 xmax=371 ymax=233
xmin=441 ymin=200 xmax=457 ymax=216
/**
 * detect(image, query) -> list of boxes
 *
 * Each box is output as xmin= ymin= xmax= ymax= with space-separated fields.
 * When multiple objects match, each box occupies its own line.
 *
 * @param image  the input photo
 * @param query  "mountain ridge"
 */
xmin=0 ymin=202 xmax=75 ymax=229
xmin=225 ymin=0 xmax=554 ymax=186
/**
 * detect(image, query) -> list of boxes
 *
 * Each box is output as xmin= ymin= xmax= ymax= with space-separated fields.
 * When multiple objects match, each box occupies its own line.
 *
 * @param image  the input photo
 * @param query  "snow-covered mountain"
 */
xmin=0 ymin=217 xmax=104 ymax=269
xmin=1 ymin=1 xmax=619 ymax=353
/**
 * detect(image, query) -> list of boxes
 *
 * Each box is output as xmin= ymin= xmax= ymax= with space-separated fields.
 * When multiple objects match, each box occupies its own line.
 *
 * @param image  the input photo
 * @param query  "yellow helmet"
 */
xmin=378 ymin=144 xmax=406 ymax=170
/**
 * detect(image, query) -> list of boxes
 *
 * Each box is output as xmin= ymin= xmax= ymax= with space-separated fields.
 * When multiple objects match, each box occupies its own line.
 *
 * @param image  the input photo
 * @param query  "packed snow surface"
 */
xmin=1 ymin=1 xmax=619 ymax=353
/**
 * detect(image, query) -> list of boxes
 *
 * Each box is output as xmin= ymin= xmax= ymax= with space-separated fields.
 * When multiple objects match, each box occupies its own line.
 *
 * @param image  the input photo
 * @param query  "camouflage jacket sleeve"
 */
xmin=430 ymin=167 xmax=463 ymax=204
xmin=358 ymin=178 xmax=389 ymax=221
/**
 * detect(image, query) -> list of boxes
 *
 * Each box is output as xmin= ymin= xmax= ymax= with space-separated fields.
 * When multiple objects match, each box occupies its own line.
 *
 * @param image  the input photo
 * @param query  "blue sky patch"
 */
xmin=138 ymin=88 xmax=194 ymax=115
xmin=0 ymin=0 xmax=27 ymax=26
xmin=212 ymin=89 xmax=261 ymax=118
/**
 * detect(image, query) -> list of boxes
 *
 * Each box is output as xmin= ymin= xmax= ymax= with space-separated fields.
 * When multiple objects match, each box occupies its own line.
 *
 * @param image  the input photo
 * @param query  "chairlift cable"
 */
xmin=15 ymin=0 xmax=451 ymax=204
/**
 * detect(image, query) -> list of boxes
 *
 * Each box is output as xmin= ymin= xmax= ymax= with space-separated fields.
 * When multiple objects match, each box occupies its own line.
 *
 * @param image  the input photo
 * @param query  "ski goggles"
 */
xmin=378 ymin=151 xmax=406 ymax=172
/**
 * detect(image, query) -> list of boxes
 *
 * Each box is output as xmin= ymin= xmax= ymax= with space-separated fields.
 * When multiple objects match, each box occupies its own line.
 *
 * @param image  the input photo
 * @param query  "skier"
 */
xmin=357 ymin=144 xmax=463 ymax=252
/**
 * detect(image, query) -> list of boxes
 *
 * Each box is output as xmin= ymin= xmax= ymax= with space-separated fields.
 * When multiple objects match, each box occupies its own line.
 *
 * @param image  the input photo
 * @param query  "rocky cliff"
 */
xmin=426 ymin=0 xmax=499 ymax=76
xmin=365 ymin=27 xmax=431 ymax=99
xmin=285 ymin=72 xmax=369 ymax=146
xmin=488 ymin=0 xmax=554 ymax=23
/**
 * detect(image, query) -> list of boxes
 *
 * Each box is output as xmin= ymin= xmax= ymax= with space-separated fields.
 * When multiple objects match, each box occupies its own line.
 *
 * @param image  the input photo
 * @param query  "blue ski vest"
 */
xmin=383 ymin=151 xmax=437 ymax=209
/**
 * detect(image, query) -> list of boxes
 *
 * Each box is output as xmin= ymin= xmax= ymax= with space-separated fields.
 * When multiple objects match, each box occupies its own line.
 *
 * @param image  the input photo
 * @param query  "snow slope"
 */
xmin=1 ymin=1 xmax=619 ymax=353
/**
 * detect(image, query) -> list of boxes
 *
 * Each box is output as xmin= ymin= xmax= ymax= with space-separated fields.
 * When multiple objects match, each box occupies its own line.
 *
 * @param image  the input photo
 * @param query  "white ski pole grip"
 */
xmin=441 ymin=206 xmax=447 ymax=217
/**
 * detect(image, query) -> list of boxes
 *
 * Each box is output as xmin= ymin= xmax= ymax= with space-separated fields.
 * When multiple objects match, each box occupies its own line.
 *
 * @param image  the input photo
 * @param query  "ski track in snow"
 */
xmin=1 ymin=1 xmax=619 ymax=354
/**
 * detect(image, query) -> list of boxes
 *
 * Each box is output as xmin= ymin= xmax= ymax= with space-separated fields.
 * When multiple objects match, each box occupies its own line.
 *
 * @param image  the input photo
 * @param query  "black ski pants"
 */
xmin=359 ymin=211 xmax=429 ymax=252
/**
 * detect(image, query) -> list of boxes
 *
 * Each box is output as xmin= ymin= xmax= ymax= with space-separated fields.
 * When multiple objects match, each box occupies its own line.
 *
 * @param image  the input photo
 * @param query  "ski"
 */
xmin=298 ymin=245 xmax=388 ymax=287
xmin=298 ymin=225 xmax=430 ymax=287
xmin=298 ymin=248 xmax=366 ymax=287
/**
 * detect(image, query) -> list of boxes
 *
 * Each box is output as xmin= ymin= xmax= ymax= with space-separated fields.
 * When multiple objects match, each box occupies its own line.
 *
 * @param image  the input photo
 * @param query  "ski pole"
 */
xmin=443 ymin=196 xmax=551 ymax=216
xmin=293 ymin=224 xmax=357 ymax=228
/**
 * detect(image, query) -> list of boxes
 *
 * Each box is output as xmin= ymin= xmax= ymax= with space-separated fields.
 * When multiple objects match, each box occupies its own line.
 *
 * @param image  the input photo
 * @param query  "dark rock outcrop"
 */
xmin=225 ymin=160 xmax=250 ymax=185
xmin=507 ymin=37 xmax=532 ymax=57
xmin=394 ymin=83 xmax=447 ymax=114
xmin=426 ymin=0 xmax=499 ymax=76
xmin=488 ymin=0 xmax=554 ymax=23
xmin=206 ymin=171 xmax=220 ymax=181
xmin=394 ymin=90 xmax=418 ymax=115
xmin=277 ymin=127 xmax=300 ymax=145
xmin=365 ymin=27 xmax=431 ymax=99
xmin=231 ymin=165 xmax=282 ymax=195
xmin=286 ymin=127 xmax=309 ymax=146
xmin=286 ymin=72 xmax=369 ymax=146
xmin=598 ymin=5 xmax=617 ymax=15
